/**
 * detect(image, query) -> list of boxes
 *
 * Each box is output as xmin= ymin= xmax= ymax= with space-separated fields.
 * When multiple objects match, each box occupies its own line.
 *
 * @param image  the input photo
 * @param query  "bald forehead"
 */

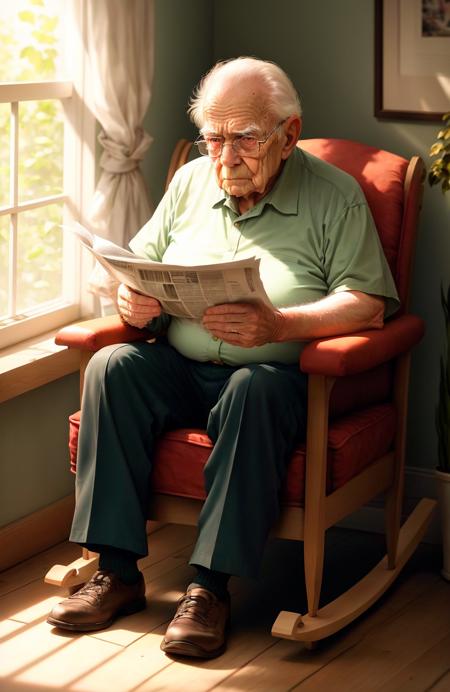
xmin=202 ymin=72 xmax=272 ymax=130
xmin=205 ymin=69 xmax=267 ymax=105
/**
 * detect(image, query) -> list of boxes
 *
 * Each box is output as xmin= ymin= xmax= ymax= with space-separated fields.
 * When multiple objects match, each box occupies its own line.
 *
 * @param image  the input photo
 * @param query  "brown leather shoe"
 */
xmin=161 ymin=586 xmax=230 ymax=659
xmin=47 ymin=570 xmax=146 ymax=632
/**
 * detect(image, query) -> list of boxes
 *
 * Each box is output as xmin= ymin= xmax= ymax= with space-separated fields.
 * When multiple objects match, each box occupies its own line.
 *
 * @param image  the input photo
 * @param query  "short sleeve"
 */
xmin=324 ymin=202 xmax=400 ymax=318
xmin=129 ymin=172 xmax=181 ymax=260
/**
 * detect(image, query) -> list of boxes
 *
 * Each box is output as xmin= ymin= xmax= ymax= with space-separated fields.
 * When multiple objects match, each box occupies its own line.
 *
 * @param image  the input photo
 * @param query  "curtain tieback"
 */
xmin=99 ymin=128 xmax=153 ymax=174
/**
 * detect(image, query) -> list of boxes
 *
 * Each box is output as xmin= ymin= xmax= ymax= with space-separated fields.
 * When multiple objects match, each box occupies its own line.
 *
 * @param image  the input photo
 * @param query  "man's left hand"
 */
xmin=202 ymin=302 xmax=283 ymax=347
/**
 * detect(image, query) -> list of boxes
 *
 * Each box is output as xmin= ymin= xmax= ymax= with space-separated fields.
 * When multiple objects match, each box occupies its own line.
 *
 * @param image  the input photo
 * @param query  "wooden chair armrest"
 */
xmin=55 ymin=315 xmax=151 ymax=352
xmin=300 ymin=314 xmax=425 ymax=376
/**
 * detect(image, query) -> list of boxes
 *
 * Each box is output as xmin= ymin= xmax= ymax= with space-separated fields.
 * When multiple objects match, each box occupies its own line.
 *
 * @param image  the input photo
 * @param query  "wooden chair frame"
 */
xmin=45 ymin=140 xmax=436 ymax=645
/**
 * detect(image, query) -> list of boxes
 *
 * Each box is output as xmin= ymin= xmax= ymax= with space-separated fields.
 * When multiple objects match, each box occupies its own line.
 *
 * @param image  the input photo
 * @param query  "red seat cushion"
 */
xmin=68 ymin=402 xmax=396 ymax=506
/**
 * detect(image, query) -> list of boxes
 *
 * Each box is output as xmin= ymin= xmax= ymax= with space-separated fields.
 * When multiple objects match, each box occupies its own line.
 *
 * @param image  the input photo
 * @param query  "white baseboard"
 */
xmin=337 ymin=466 xmax=442 ymax=544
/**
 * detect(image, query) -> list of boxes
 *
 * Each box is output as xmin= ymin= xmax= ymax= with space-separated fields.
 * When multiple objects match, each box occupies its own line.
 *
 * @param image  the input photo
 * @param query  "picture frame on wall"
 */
xmin=375 ymin=0 xmax=450 ymax=120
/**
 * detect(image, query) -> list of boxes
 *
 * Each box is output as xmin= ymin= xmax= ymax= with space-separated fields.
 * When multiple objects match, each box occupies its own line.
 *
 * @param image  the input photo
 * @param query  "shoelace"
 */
xmin=174 ymin=593 xmax=212 ymax=626
xmin=69 ymin=571 xmax=114 ymax=602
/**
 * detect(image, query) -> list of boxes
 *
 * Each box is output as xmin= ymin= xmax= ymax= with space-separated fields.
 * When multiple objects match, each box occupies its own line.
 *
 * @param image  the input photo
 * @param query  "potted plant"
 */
xmin=429 ymin=112 xmax=450 ymax=580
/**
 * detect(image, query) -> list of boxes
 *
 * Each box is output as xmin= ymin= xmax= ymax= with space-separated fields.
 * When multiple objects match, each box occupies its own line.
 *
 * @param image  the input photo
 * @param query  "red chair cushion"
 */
xmin=328 ymin=404 xmax=396 ymax=490
xmin=68 ymin=402 xmax=396 ymax=506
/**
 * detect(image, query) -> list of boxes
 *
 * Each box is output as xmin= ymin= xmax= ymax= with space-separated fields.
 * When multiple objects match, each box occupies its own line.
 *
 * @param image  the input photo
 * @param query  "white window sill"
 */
xmin=0 ymin=329 xmax=81 ymax=404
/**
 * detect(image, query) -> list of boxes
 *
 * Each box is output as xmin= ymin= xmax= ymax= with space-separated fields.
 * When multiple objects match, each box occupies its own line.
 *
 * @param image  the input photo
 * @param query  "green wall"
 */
xmin=0 ymin=374 xmax=79 ymax=526
xmin=142 ymin=0 xmax=214 ymax=203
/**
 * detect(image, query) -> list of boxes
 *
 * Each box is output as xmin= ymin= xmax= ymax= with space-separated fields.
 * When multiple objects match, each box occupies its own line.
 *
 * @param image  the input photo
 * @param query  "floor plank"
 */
xmin=289 ymin=580 xmax=450 ymax=692
xmin=0 ymin=525 xmax=446 ymax=692
xmin=377 ymin=632 xmax=450 ymax=692
xmin=429 ymin=669 xmax=450 ymax=691
xmin=210 ymin=571 xmax=442 ymax=692
xmin=0 ymin=620 xmax=121 ymax=691
xmin=69 ymin=628 xmax=172 ymax=692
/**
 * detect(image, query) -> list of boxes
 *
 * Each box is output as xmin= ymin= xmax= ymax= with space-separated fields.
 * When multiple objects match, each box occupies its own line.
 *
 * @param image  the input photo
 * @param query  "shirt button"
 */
xmin=212 ymin=336 xmax=218 ymax=341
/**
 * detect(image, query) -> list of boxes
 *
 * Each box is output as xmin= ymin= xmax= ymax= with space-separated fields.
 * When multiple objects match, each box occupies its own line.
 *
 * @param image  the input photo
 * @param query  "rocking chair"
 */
xmin=45 ymin=138 xmax=435 ymax=645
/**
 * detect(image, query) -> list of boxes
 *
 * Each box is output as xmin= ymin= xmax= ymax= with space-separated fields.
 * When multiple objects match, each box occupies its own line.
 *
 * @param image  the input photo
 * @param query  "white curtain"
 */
xmin=85 ymin=0 xmax=154 ymax=301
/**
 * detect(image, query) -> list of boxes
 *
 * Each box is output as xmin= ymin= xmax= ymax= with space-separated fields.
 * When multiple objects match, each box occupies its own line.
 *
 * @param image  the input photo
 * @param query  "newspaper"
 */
xmin=67 ymin=223 xmax=273 ymax=319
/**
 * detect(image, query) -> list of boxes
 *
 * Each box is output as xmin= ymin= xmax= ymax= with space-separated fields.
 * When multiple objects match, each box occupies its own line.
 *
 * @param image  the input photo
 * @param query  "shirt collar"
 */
xmin=211 ymin=147 xmax=301 ymax=219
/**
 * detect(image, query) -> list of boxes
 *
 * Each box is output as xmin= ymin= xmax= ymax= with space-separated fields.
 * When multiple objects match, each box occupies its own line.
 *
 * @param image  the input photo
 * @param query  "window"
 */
xmin=0 ymin=0 xmax=95 ymax=349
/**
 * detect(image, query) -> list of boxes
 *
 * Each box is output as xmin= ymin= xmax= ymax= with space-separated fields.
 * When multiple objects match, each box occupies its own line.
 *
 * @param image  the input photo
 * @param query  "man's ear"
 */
xmin=281 ymin=116 xmax=302 ymax=160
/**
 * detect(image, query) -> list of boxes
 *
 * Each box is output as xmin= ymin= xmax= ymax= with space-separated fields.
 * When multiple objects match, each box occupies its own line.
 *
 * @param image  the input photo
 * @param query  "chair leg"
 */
xmin=270 ymin=375 xmax=332 ymax=645
xmin=385 ymin=353 xmax=410 ymax=568
xmin=303 ymin=374 xmax=334 ymax=615
xmin=385 ymin=484 xmax=403 ymax=569
xmin=304 ymin=526 xmax=326 ymax=617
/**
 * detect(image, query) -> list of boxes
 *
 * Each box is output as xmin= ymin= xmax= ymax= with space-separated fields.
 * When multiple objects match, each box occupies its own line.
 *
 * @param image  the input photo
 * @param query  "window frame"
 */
xmin=0 ymin=0 xmax=96 ymax=350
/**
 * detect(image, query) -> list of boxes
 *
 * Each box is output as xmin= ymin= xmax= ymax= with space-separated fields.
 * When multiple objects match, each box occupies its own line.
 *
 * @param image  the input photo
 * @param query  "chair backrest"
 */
xmin=165 ymin=138 xmax=425 ymax=315
xmin=297 ymin=139 xmax=424 ymax=315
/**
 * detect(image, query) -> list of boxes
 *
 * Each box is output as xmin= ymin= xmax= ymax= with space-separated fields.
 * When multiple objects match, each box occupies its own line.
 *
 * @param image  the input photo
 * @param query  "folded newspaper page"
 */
xmin=67 ymin=223 xmax=273 ymax=319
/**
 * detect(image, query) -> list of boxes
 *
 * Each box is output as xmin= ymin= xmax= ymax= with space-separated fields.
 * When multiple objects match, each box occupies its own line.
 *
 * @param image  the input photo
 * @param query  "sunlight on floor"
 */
xmin=0 ymin=574 xmax=188 ymax=692
xmin=15 ymin=627 xmax=120 ymax=689
xmin=9 ymin=595 xmax=60 ymax=624
xmin=0 ymin=618 xmax=171 ymax=691
xmin=1 ymin=620 xmax=72 ymax=678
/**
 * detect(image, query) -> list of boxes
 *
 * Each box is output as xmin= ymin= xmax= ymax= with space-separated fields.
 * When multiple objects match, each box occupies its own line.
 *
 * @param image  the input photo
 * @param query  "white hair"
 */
xmin=188 ymin=57 xmax=302 ymax=128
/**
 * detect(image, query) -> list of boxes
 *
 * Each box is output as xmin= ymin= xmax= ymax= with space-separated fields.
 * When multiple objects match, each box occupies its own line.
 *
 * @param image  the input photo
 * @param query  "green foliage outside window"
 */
xmin=0 ymin=0 xmax=64 ymax=319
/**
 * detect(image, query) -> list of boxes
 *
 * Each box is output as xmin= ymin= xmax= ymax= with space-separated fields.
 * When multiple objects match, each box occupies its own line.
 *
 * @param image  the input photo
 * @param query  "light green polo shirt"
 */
xmin=130 ymin=147 xmax=399 ymax=365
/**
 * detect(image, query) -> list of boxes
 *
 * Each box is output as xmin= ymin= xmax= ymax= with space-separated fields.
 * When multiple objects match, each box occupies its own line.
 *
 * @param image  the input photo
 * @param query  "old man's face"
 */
xmin=201 ymin=78 xmax=293 ymax=210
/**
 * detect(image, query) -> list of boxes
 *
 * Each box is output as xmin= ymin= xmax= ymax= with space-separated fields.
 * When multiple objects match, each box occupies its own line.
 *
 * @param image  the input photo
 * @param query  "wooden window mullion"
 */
xmin=8 ymin=101 xmax=19 ymax=317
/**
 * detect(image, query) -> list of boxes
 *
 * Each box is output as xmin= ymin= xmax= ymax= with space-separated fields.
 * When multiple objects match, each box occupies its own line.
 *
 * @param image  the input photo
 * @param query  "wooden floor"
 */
xmin=0 ymin=523 xmax=449 ymax=692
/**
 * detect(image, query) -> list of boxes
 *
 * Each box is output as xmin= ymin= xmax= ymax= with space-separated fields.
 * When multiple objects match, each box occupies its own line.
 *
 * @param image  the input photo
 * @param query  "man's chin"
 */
xmin=221 ymin=180 xmax=254 ymax=197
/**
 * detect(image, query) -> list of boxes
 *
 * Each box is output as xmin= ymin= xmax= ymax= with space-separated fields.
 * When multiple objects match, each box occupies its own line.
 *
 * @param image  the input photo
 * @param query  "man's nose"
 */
xmin=220 ymin=141 xmax=241 ymax=166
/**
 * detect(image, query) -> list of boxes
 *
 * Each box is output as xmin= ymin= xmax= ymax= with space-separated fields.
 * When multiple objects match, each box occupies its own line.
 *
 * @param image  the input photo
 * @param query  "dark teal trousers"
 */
xmin=70 ymin=341 xmax=307 ymax=578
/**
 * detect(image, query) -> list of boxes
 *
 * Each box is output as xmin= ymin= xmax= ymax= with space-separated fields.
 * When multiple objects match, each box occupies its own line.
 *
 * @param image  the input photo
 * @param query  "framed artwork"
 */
xmin=375 ymin=0 xmax=450 ymax=120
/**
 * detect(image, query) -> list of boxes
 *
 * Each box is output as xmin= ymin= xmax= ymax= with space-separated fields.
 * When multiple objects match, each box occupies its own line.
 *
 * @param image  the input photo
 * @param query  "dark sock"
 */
xmin=190 ymin=566 xmax=230 ymax=601
xmin=98 ymin=546 xmax=141 ymax=585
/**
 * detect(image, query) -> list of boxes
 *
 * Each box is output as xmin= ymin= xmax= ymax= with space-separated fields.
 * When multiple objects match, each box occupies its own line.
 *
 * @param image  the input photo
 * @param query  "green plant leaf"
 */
xmin=41 ymin=17 xmax=58 ymax=33
xmin=428 ymin=115 xmax=450 ymax=193
xmin=430 ymin=142 xmax=445 ymax=156
xmin=26 ymin=247 xmax=44 ymax=260
xmin=428 ymin=172 xmax=440 ymax=187
xmin=18 ymin=11 xmax=35 ymax=24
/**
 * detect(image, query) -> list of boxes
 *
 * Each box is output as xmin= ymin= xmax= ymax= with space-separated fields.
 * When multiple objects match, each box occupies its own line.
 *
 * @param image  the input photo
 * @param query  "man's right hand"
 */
xmin=117 ymin=283 xmax=162 ymax=328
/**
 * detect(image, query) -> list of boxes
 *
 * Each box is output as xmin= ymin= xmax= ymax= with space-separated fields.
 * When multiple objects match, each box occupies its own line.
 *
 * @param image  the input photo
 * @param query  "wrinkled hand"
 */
xmin=117 ymin=283 xmax=162 ymax=328
xmin=202 ymin=301 xmax=283 ymax=347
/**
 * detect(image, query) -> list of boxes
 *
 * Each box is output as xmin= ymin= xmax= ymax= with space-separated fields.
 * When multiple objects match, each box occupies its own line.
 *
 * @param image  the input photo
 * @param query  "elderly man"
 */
xmin=48 ymin=57 xmax=398 ymax=659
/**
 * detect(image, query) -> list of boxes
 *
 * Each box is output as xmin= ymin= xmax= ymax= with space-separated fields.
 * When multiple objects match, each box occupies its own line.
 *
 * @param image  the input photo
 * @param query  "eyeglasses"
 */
xmin=194 ymin=119 xmax=287 ymax=159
